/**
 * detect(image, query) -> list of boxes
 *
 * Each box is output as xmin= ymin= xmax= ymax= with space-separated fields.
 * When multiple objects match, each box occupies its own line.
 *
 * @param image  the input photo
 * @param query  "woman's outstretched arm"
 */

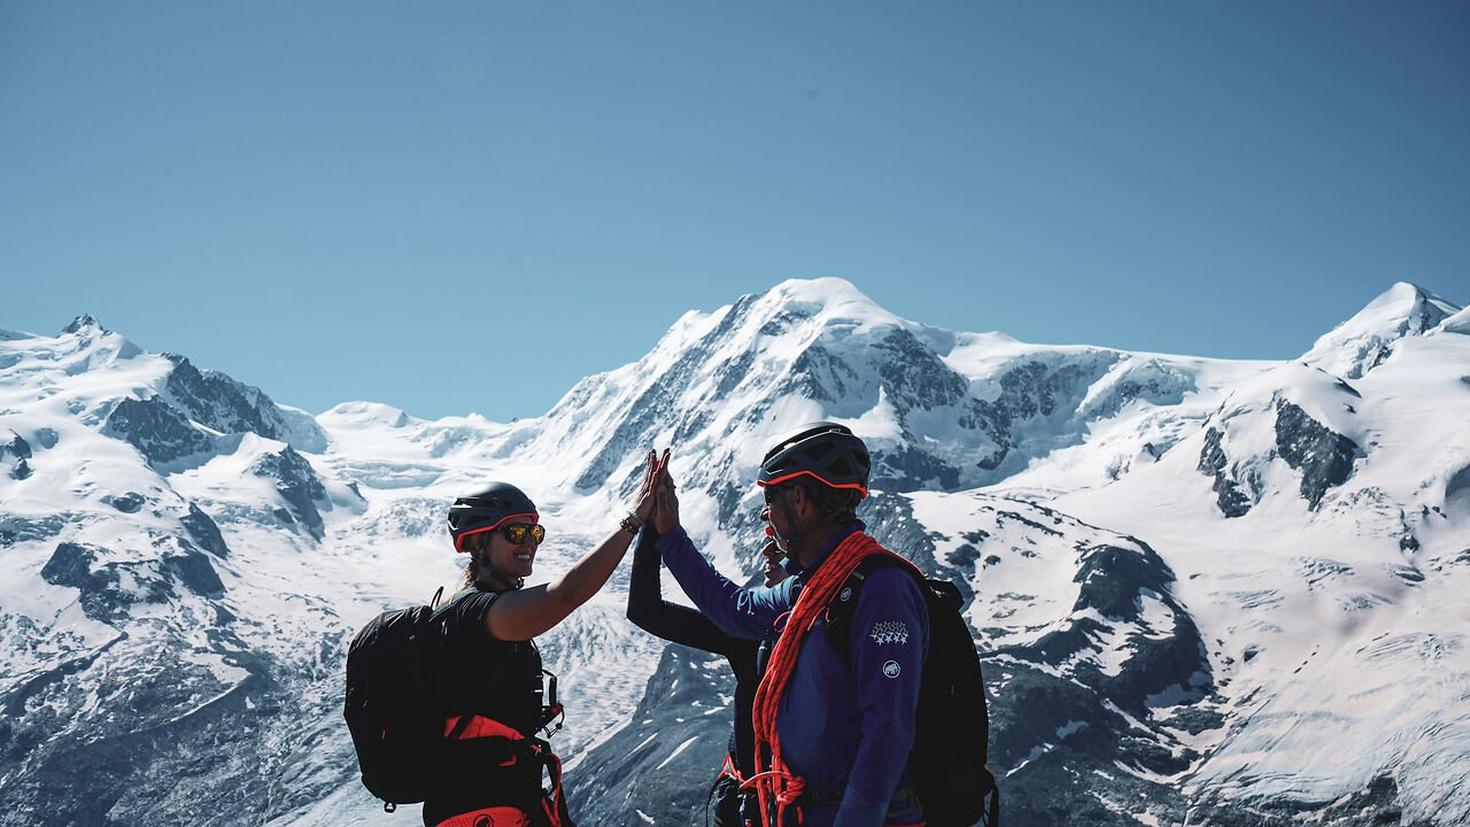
xmin=486 ymin=449 xmax=666 ymax=641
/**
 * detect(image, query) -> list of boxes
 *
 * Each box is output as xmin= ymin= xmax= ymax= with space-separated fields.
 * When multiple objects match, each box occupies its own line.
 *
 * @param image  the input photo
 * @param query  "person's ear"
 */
xmin=788 ymin=484 xmax=812 ymax=521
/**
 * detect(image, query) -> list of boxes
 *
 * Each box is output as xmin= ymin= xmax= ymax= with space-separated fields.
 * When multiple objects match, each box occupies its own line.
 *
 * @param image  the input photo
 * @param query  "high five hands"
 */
xmin=634 ymin=448 xmax=681 ymax=535
xmin=633 ymin=449 xmax=669 ymax=524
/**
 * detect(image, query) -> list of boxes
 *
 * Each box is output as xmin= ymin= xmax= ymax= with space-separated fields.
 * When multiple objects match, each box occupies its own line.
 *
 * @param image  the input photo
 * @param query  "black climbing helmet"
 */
xmin=447 ymin=482 xmax=538 ymax=553
xmin=756 ymin=421 xmax=871 ymax=498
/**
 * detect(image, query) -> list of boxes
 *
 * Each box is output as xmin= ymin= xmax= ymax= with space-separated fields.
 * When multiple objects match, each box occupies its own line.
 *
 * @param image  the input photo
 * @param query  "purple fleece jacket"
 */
xmin=657 ymin=524 xmax=929 ymax=827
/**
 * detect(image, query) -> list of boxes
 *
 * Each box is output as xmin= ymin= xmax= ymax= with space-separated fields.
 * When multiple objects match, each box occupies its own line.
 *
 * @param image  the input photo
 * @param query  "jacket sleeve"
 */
xmin=834 ymin=567 xmax=929 ymax=827
xmin=656 ymin=525 xmax=794 ymax=640
xmin=626 ymin=526 xmax=737 ymax=656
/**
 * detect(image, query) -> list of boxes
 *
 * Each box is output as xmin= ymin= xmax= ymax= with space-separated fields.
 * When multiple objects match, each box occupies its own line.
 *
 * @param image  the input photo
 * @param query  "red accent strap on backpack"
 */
xmin=747 ymin=532 xmax=921 ymax=827
xmin=441 ymin=715 xmax=570 ymax=827
xmin=445 ymin=714 xmax=527 ymax=741
xmin=434 ymin=805 xmax=533 ymax=827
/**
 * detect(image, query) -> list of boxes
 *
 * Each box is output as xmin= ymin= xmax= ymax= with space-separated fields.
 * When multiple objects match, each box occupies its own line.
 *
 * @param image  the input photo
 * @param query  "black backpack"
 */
xmin=344 ymin=586 xmax=474 ymax=812
xmin=826 ymin=556 xmax=1000 ymax=827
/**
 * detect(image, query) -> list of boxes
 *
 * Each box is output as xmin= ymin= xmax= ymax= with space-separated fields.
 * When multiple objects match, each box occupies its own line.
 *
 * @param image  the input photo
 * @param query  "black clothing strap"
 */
xmin=429 ymin=585 xmax=494 ymax=625
xmin=627 ymin=526 xmax=740 ymax=656
xmin=627 ymin=526 xmax=768 ymax=780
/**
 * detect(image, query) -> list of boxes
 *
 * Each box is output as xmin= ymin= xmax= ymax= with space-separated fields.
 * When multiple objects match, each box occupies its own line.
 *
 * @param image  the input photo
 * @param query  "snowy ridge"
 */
xmin=2 ymin=282 xmax=1468 ymax=826
xmin=1302 ymin=282 xmax=1461 ymax=380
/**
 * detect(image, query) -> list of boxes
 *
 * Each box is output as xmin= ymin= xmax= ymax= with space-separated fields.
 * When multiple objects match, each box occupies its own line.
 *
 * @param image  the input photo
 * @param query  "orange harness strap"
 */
xmin=720 ymin=752 xmax=745 ymax=784
xmin=441 ymin=714 xmax=570 ymax=827
xmin=434 ymin=806 xmax=532 ymax=827
xmin=748 ymin=533 xmax=919 ymax=827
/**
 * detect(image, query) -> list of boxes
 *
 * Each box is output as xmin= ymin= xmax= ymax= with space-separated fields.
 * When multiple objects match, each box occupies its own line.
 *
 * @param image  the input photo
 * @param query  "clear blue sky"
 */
xmin=4 ymin=1 xmax=1467 ymax=420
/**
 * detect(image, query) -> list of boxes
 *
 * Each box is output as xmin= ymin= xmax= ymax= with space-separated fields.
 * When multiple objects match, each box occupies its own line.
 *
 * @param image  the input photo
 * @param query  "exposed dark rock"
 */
xmin=34 ymin=427 xmax=59 ymax=449
xmin=860 ymin=491 xmax=943 ymax=574
xmin=165 ymin=551 xmax=224 ymax=596
xmin=1188 ymin=773 xmax=1420 ymax=826
xmin=1300 ymin=557 xmax=1353 ymax=589
xmin=786 ymin=338 xmax=871 ymax=408
xmin=61 ymin=314 xmax=103 ymax=334
xmin=1084 ymin=360 xmax=1196 ymax=420
xmin=871 ymin=327 xmax=971 ymax=412
xmin=980 ymin=663 xmax=1193 ymax=825
xmin=2 ymin=433 xmax=32 ymax=459
xmin=2 ymin=633 xmax=127 ymax=718
xmin=1274 ymin=400 xmax=1359 ymax=509
xmin=998 ymin=510 xmax=1063 ymax=537
xmin=159 ymin=354 xmax=325 ymax=451
xmin=1199 ymin=427 xmax=1252 ymax=517
xmin=102 ymin=396 xmax=214 ymax=466
xmin=2 ymin=433 xmax=33 ymax=479
xmin=992 ymin=354 xmax=1118 ymax=422
xmin=106 ymin=492 xmax=146 ymax=513
xmin=0 ymin=515 xmax=67 ymax=547
xmin=181 ymin=503 xmax=231 ymax=559
xmin=870 ymin=445 xmax=962 ymax=491
xmin=1072 ymin=544 xmax=1172 ymax=621
xmin=251 ymin=447 xmax=326 ymax=539
xmin=0 ymin=651 xmax=279 ymax=827
xmin=39 ymin=542 xmax=97 ymax=591
xmin=39 ymin=542 xmax=176 ymax=622
xmin=41 ymin=543 xmax=135 ymax=622
xmin=995 ymin=537 xmax=1213 ymax=728
xmin=1446 ymin=464 xmax=1470 ymax=503
xmin=948 ymin=543 xmax=981 ymax=569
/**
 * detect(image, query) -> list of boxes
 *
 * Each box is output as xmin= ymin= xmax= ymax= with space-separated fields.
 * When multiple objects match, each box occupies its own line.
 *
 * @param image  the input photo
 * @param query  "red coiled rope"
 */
xmin=747 ymin=531 xmax=913 ymax=827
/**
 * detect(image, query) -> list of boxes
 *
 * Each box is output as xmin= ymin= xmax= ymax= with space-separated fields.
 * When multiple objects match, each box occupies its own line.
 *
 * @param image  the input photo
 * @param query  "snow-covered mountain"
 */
xmin=1 ymin=279 xmax=1466 ymax=826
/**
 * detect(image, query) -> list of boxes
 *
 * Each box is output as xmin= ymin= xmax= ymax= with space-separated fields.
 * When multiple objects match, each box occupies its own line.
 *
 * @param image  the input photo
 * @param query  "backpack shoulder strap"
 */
xmin=428 ymin=586 xmax=490 ymax=624
xmin=825 ymin=553 xmax=908 ymax=662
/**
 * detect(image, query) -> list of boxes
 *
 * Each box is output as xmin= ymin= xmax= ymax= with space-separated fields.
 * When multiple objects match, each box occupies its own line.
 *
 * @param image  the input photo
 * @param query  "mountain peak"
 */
xmin=767 ymin=276 xmax=875 ymax=306
xmin=748 ymin=277 xmax=907 ymax=333
xmin=1302 ymin=281 xmax=1461 ymax=379
xmin=319 ymin=400 xmax=413 ymax=429
xmin=61 ymin=314 xmax=106 ymax=335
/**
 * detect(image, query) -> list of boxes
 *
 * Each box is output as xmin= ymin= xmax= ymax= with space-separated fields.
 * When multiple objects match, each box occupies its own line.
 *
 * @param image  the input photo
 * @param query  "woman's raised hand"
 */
xmin=654 ymin=454 xmax=680 ymax=535
xmin=634 ymin=448 xmax=668 ymax=523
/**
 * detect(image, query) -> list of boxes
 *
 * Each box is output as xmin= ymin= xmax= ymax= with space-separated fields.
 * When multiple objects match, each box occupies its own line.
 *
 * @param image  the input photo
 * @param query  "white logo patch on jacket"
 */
xmin=869 ymin=620 xmax=910 ymax=646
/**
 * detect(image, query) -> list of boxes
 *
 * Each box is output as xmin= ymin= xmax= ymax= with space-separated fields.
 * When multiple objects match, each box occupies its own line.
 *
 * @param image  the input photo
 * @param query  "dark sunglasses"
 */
xmin=502 ymin=523 xmax=546 ymax=546
xmin=762 ymin=484 xmax=795 ymax=506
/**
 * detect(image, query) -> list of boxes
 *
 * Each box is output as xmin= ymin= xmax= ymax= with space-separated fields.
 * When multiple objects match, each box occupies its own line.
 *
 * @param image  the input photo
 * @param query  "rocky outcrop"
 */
xmin=40 ymin=543 xmax=169 ymax=622
xmin=160 ymin=355 xmax=327 ymax=453
xmin=39 ymin=541 xmax=224 ymax=621
xmin=181 ymin=503 xmax=231 ymax=559
xmin=164 ymin=550 xmax=225 ymax=596
xmin=104 ymin=492 xmax=146 ymax=513
xmin=251 ymin=447 xmax=327 ymax=539
xmin=1 ymin=433 xmax=32 ymax=460
xmin=1188 ymin=774 xmax=1415 ymax=826
xmin=2 ymin=433 xmax=34 ymax=480
xmin=1274 ymin=401 xmax=1359 ymax=509
xmin=1199 ymin=426 xmax=1254 ymax=517
xmin=103 ymin=397 xmax=214 ymax=467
